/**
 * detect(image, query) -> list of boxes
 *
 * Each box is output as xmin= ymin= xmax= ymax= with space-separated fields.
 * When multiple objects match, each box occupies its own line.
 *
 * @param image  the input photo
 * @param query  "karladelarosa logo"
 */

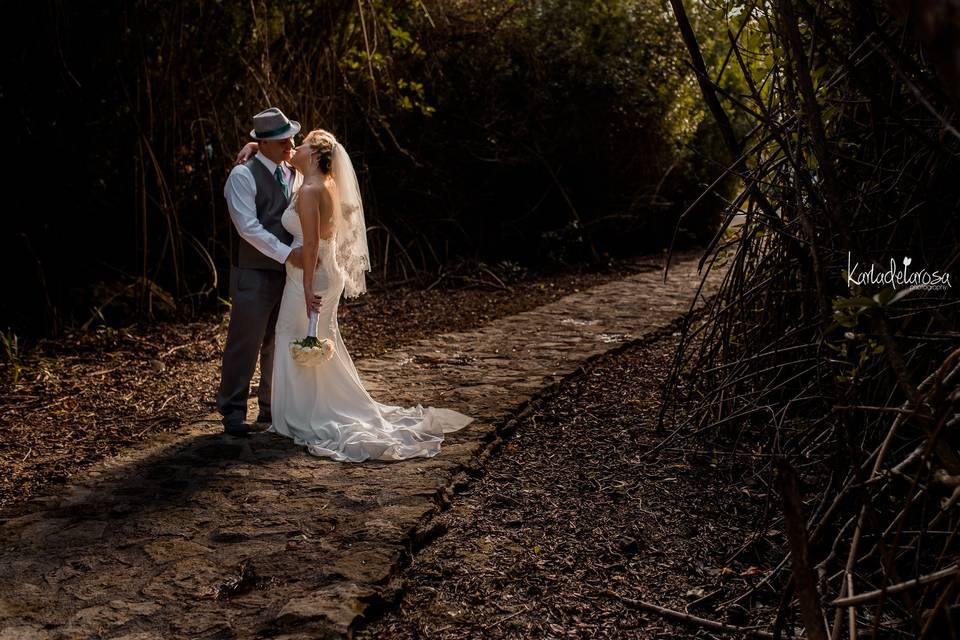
xmin=846 ymin=253 xmax=952 ymax=291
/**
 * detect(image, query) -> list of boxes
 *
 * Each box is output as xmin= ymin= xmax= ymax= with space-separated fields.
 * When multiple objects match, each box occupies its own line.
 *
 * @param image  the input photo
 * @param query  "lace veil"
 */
xmin=330 ymin=141 xmax=371 ymax=298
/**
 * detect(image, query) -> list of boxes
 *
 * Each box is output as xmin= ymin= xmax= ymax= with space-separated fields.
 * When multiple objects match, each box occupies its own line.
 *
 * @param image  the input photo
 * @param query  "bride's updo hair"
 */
xmin=303 ymin=129 xmax=337 ymax=174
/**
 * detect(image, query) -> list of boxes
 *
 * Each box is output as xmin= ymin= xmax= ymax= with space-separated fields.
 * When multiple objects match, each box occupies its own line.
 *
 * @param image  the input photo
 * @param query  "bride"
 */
xmin=261 ymin=129 xmax=473 ymax=461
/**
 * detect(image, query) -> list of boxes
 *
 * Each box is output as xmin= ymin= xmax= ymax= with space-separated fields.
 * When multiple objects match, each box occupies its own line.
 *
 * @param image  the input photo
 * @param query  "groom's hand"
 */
xmin=286 ymin=247 xmax=304 ymax=270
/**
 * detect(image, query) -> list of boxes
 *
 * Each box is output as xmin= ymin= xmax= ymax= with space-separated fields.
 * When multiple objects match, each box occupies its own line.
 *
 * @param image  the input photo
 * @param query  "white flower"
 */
xmin=321 ymin=340 xmax=335 ymax=360
xmin=289 ymin=338 xmax=335 ymax=366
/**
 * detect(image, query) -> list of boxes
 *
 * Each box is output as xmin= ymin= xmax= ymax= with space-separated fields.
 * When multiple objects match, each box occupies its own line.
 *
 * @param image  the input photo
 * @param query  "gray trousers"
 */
xmin=216 ymin=266 xmax=286 ymax=425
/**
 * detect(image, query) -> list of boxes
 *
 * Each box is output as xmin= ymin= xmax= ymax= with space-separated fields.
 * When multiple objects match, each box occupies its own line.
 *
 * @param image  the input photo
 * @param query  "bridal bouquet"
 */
xmin=290 ymin=311 xmax=335 ymax=365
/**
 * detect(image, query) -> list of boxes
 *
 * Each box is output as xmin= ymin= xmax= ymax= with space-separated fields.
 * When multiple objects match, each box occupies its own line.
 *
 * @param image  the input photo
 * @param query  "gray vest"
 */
xmin=230 ymin=158 xmax=294 ymax=271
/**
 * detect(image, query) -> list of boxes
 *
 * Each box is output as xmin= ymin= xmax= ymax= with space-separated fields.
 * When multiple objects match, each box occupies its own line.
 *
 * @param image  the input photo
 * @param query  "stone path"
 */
xmin=0 ymin=249 xmax=724 ymax=640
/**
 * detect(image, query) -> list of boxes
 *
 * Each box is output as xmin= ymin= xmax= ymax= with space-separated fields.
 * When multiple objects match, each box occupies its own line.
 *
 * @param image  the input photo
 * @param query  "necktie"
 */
xmin=274 ymin=165 xmax=289 ymax=199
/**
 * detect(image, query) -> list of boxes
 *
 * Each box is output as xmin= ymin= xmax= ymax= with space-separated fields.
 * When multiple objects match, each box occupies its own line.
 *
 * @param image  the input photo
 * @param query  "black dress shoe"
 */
xmin=223 ymin=422 xmax=254 ymax=437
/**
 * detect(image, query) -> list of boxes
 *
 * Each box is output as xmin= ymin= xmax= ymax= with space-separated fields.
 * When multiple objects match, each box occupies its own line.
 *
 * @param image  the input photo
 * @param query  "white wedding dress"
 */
xmin=267 ymin=201 xmax=474 ymax=461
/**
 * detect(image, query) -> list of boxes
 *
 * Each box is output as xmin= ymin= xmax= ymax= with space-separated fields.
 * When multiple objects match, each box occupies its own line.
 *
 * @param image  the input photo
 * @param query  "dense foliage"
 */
xmin=661 ymin=1 xmax=959 ymax=636
xmin=2 ymin=0 xmax=729 ymax=337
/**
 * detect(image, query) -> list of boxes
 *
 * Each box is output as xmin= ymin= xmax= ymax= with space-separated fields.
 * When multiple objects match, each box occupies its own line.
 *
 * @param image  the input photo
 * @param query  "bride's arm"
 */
xmin=297 ymin=186 xmax=321 ymax=319
xmin=235 ymin=142 xmax=258 ymax=165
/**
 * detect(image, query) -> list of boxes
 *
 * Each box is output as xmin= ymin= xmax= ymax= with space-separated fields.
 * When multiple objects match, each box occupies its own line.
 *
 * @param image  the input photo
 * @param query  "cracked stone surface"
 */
xmin=0 ymin=249 xmax=724 ymax=639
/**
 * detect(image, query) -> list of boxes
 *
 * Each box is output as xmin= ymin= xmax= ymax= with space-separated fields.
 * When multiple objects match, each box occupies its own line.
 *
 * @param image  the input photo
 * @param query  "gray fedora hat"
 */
xmin=249 ymin=107 xmax=302 ymax=140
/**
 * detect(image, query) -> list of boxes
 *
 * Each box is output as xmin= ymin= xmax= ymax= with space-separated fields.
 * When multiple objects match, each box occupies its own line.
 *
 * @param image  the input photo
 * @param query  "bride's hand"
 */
xmin=307 ymin=294 xmax=323 ymax=318
xmin=235 ymin=142 xmax=259 ymax=165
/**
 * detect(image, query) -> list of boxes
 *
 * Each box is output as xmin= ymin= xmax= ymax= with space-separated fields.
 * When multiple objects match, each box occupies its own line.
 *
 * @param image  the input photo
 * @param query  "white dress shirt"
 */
xmin=224 ymin=152 xmax=301 ymax=265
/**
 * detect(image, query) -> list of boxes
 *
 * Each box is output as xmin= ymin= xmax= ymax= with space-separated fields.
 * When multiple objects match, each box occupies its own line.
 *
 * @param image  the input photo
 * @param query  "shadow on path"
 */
xmin=0 ymin=249 xmax=724 ymax=640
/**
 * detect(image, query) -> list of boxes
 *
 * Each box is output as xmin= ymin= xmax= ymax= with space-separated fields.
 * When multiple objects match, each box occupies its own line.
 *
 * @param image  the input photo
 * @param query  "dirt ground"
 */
xmin=0 ymin=257 xmax=659 ymax=511
xmin=0 ymin=253 xmax=791 ymax=638
xmin=356 ymin=329 xmax=784 ymax=639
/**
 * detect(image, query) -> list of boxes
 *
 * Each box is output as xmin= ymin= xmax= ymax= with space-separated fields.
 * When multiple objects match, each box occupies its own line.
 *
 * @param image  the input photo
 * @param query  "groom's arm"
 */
xmin=224 ymin=165 xmax=293 ymax=265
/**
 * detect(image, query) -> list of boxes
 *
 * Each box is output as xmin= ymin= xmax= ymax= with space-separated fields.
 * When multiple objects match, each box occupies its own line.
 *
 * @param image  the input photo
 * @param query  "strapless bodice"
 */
xmin=282 ymin=205 xmax=338 ymax=248
xmin=281 ymin=205 xmax=301 ymax=245
xmin=282 ymin=206 xmax=340 ymax=280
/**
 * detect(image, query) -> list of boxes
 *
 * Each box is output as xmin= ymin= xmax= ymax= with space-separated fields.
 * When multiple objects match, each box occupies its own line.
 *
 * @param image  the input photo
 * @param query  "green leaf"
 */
xmin=832 ymin=296 xmax=876 ymax=310
xmin=873 ymin=287 xmax=896 ymax=306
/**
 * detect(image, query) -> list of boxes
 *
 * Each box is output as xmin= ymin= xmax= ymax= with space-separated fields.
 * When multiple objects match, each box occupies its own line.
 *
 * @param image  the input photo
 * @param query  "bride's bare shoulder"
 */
xmin=298 ymin=182 xmax=324 ymax=199
xmin=299 ymin=180 xmax=337 ymax=204
xmin=294 ymin=182 xmax=329 ymax=215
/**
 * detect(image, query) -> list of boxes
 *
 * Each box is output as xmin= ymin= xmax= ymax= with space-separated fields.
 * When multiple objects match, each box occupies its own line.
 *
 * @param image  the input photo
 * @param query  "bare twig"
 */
xmin=603 ymin=590 xmax=783 ymax=639
xmin=830 ymin=563 xmax=960 ymax=607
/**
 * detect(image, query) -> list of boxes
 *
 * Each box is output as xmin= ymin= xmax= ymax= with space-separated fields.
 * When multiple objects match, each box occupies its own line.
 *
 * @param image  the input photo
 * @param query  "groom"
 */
xmin=216 ymin=107 xmax=304 ymax=436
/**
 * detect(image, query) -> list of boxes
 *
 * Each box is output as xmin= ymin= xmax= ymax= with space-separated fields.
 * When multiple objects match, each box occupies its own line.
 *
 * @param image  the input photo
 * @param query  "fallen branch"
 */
xmin=603 ymin=590 xmax=783 ymax=639
xmin=830 ymin=563 xmax=960 ymax=608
